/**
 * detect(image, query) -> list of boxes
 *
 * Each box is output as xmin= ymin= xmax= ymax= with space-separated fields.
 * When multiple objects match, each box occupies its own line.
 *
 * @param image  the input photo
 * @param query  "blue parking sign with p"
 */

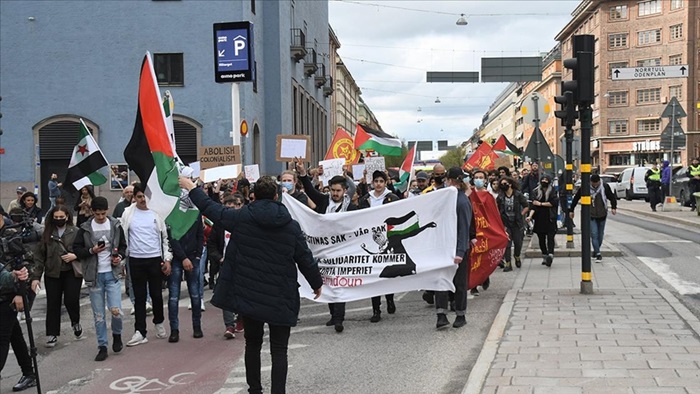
xmin=214 ymin=22 xmax=255 ymax=83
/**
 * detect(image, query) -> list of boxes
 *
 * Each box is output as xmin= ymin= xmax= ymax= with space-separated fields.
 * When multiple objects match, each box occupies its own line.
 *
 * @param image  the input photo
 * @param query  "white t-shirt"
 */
xmin=91 ymin=220 xmax=112 ymax=273
xmin=224 ymin=230 xmax=231 ymax=251
xmin=128 ymin=209 xmax=162 ymax=258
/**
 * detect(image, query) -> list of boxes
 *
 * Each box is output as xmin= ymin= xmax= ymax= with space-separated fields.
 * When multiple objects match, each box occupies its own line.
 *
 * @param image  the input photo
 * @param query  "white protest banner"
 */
xmin=318 ymin=158 xmax=345 ymax=186
xmin=364 ymin=156 xmax=386 ymax=184
xmin=244 ymin=164 xmax=260 ymax=182
xmin=199 ymin=164 xmax=241 ymax=183
xmin=188 ymin=161 xmax=201 ymax=178
xmin=283 ymin=188 xmax=458 ymax=303
xmin=351 ymin=164 xmax=365 ymax=181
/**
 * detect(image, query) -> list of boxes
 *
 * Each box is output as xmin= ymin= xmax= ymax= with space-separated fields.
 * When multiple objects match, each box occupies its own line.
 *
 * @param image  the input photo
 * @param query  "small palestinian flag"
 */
xmin=386 ymin=211 xmax=419 ymax=237
xmin=493 ymin=135 xmax=523 ymax=156
xmin=393 ymin=144 xmax=416 ymax=193
xmin=124 ymin=53 xmax=198 ymax=240
xmin=65 ymin=119 xmax=109 ymax=190
xmin=354 ymin=124 xmax=402 ymax=156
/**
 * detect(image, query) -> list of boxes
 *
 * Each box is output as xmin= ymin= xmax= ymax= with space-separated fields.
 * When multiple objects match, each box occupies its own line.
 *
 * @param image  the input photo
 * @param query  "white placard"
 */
xmin=188 ymin=161 xmax=201 ymax=178
xmin=352 ymin=164 xmax=365 ymax=181
xmin=280 ymin=138 xmax=307 ymax=159
xmin=364 ymin=157 xmax=386 ymax=184
xmin=318 ymin=158 xmax=345 ymax=187
xmin=244 ymin=164 xmax=260 ymax=182
xmin=199 ymin=164 xmax=241 ymax=183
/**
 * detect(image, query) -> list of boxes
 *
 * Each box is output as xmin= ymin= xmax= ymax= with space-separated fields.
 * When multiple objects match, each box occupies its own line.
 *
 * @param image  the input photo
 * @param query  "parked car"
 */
xmin=615 ymin=166 xmax=650 ymax=201
xmin=671 ymin=166 xmax=692 ymax=206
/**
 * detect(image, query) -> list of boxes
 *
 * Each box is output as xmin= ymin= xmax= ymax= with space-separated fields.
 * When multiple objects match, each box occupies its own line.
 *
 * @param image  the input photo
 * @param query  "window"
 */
xmin=670 ymin=24 xmax=683 ymax=40
xmin=638 ymin=0 xmax=661 ymax=16
xmin=669 ymin=85 xmax=682 ymax=100
xmin=636 ymin=58 xmax=661 ymax=67
xmin=671 ymin=0 xmax=683 ymax=10
xmin=608 ymin=91 xmax=628 ymax=106
xmin=637 ymin=88 xmax=661 ymax=103
xmin=609 ymin=120 xmax=628 ymax=134
xmin=638 ymin=29 xmax=661 ymax=45
xmin=669 ymin=54 xmax=683 ymax=65
xmin=153 ymin=53 xmax=184 ymax=86
xmin=610 ymin=154 xmax=631 ymax=166
xmin=637 ymin=118 xmax=661 ymax=133
xmin=609 ymin=61 xmax=628 ymax=77
xmin=609 ymin=5 xmax=628 ymax=20
xmin=609 ymin=33 xmax=628 ymax=48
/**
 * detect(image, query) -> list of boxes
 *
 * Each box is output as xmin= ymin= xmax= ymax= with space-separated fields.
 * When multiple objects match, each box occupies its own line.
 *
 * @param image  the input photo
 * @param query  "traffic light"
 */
xmin=562 ymin=35 xmax=595 ymax=106
xmin=554 ymin=82 xmax=577 ymax=127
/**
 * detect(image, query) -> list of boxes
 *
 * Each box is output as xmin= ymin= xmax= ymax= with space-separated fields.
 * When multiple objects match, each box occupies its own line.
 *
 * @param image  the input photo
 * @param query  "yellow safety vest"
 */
xmin=648 ymin=168 xmax=660 ymax=181
xmin=690 ymin=164 xmax=700 ymax=177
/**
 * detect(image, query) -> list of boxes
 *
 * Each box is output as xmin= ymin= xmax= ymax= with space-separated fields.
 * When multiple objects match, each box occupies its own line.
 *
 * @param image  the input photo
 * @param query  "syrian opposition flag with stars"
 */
xmin=65 ymin=118 xmax=109 ymax=190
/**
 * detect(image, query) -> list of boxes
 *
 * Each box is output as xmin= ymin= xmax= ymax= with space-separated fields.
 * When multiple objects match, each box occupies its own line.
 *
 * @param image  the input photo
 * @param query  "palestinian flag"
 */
xmin=124 ymin=53 xmax=198 ymax=240
xmin=493 ymin=135 xmax=523 ymax=156
xmin=386 ymin=211 xmax=419 ymax=237
xmin=393 ymin=144 xmax=416 ymax=193
xmin=65 ymin=119 xmax=109 ymax=190
xmin=354 ymin=124 xmax=402 ymax=156
xmin=163 ymin=90 xmax=184 ymax=166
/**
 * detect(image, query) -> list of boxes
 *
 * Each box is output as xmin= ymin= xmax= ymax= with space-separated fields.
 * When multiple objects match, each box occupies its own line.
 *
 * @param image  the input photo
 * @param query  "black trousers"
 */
xmin=503 ymin=221 xmax=524 ymax=262
xmin=371 ymin=294 xmax=394 ymax=311
xmin=328 ymin=303 xmax=345 ymax=322
xmin=436 ymin=256 xmax=468 ymax=314
xmin=689 ymin=179 xmax=699 ymax=208
xmin=0 ymin=301 xmax=33 ymax=376
xmin=537 ymin=231 xmax=556 ymax=256
xmin=648 ymin=183 xmax=662 ymax=209
xmin=242 ymin=315 xmax=291 ymax=394
xmin=44 ymin=269 xmax=83 ymax=336
xmin=129 ymin=257 xmax=165 ymax=337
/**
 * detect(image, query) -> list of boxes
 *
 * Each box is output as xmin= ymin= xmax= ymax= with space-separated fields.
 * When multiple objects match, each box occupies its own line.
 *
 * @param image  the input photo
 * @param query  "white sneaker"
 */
xmin=130 ymin=307 xmax=135 ymax=316
xmin=146 ymin=302 xmax=153 ymax=315
xmin=188 ymin=302 xmax=192 ymax=310
xmin=155 ymin=323 xmax=167 ymax=339
xmin=200 ymin=300 xmax=206 ymax=311
xmin=126 ymin=332 xmax=148 ymax=347
xmin=45 ymin=335 xmax=58 ymax=348
xmin=467 ymin=293 xmax=475 ymax=300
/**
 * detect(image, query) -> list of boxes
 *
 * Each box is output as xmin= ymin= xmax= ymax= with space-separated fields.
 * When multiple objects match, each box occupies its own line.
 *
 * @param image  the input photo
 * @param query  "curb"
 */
xmin=616 ymin=206 xmax=700 ymax=229
xmin=655 ymin=288 xmax=700 ymax=339
xmin=461 ymin=289 xmax=517 ymax=394
xmin=523 ymin=235 xmax=623 ymax=258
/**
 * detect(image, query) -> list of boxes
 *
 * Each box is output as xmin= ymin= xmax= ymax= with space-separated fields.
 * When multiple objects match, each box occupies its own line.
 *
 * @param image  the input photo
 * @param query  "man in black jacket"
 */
xmin=179 ymin=175 xmax=322 ymax=394
xmin=569 ymin=174 xmax=617 ymax=263
xmin=296 ymin=159 xmax=357 ymax=333
xmin=166 ymin=207 xmax=203 ymax=343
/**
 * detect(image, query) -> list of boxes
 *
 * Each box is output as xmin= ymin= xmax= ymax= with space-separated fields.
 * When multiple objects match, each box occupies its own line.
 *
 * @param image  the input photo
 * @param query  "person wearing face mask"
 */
xmin=280 ymin=170 xmax=309 ymax=207
xmin=31 ymin=205 xmax=84 ymax=348
xmin=422 ymin=164 xmax=448 ymax=194
xmin=496 ymin=177 xmax=529 ymax=272
xmin=526 ymin=174 xmax=559 ymax=267
xmin=468 ymin=170 xmax=493 ymax=295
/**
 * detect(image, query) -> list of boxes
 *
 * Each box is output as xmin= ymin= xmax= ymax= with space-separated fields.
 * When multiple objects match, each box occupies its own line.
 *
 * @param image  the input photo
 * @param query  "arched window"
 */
xmin=172 ymin=115 xmax=202 ymax=165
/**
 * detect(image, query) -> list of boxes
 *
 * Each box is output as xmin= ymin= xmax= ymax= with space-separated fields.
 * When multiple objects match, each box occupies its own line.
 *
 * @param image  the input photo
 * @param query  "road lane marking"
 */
xmin=646 ymin=240 xmax=693 ymax=243
xmin=638 ymin=257 xmax=700 ymax=295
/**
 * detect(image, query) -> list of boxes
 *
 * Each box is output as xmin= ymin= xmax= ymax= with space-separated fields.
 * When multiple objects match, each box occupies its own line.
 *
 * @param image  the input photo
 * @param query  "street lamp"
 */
xmin=435 ymin=97 xmax=441 ymax=103
xmin=456 ymin=14 xmax=468 ymax=26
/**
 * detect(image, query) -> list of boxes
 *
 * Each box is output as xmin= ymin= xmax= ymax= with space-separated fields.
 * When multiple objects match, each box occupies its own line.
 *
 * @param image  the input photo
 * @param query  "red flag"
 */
xmin=324 ymin=128 xmax=360 ymax=165
xmin=468 ymin=190 xmax=508 ymax=289
xmin=463 ymin=142 xmax=499 ymax=171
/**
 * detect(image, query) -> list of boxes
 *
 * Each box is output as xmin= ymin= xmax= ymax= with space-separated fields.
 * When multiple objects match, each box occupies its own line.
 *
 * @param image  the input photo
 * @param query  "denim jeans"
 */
xmin=89 ymin=271 xmax=123 ymax=347
xmin=242 ymin=315 xmax=291 ymax=394
xmin=590 ymin=217 xmax=606 ymax=256
xmin=168 ymin=258 xmax=202 ymax=331
xmin=223 ymin=310 xmax=236 ymax=327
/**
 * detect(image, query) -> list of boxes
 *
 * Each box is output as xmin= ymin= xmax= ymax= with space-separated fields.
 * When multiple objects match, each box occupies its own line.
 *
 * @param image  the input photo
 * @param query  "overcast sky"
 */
xmin=328 ymin=0 xmax=580 ymax=146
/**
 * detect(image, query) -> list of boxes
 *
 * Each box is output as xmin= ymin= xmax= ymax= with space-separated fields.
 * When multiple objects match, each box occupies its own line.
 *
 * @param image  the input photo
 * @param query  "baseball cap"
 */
xmin=16 ymin=186 xmax=27 ymax=193
xmin=416 ymin=171 xmax=429 ymax=180
xmin=447 ymin=167 xmax=466 ymax=180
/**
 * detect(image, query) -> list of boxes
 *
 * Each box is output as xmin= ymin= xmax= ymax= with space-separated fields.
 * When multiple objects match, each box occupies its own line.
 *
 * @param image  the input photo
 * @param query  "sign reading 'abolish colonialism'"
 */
xmin=198 ymin=145 xmax=241 ymax=169
xmin=283 ymin=188 xmax=459 ymax=303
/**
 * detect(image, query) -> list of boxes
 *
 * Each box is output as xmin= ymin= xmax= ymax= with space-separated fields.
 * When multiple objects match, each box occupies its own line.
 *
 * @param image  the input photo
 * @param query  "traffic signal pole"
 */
xmin=579 ymin=101 xmax=593 ymax=294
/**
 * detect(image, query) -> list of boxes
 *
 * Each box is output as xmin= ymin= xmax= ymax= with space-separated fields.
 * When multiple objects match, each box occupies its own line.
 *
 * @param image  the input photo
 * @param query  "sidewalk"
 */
xmin=615 ymin=199 xmax=700 ymax=229
xmin=464 ymin=229 xmax=700 ymax=393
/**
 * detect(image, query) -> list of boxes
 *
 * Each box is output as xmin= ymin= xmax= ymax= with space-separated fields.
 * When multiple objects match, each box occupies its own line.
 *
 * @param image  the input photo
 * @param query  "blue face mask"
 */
xmin=474 ymin=179 xmax=485 ymax=189
xmin=281 ymin=181 xmax=294 ymax=191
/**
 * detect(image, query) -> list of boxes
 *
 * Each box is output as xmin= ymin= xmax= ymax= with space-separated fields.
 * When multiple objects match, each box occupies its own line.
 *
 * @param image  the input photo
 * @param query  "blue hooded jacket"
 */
xmin=661 ymin=160 xmax=671 ymax=185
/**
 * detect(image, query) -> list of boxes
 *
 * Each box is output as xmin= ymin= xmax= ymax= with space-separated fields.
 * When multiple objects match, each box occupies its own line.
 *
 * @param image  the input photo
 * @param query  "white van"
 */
xmin=616 ymin=167 xmax=649 ymax=201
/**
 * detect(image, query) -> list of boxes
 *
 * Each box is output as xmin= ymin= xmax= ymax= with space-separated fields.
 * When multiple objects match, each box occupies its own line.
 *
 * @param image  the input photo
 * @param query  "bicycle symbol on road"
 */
xmin=109 ymin=372 xmax=196 ymax=393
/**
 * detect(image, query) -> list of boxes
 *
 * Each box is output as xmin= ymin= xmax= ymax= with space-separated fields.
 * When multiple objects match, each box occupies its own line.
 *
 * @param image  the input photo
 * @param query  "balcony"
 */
xmin=315 ymin=64 xmax=327 ymax=88
xmin=323 ymin=76 xmax=334 ymax=97
xmin=290 ymin=28 xmax=306 ymax=63
xmin=304 ymin=48 xmax=318 ymax=77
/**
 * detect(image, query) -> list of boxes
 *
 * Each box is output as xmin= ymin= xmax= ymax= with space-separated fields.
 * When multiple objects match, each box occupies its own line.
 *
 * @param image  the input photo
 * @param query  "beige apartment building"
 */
xmin=556 ymin=0 xmax=699 ymax=174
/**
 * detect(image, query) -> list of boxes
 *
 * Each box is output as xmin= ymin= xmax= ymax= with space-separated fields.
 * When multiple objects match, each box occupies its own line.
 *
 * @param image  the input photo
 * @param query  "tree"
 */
xmin=438 ymin=146 xmax=467 ymax=169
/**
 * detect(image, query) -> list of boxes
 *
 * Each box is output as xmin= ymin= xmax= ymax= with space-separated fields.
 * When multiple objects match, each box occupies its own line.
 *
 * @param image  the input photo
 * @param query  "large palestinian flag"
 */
xmin=124 ymin=53 xmax=198 ymax=240
xmin=65 ymin=119 xmax=109 ymax=190
xmin=354 ymin=124 xmax=402 ymax=156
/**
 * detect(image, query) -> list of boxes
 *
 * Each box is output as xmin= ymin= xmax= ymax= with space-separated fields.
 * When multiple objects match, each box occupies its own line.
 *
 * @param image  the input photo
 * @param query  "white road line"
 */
xmin=638 ymin=256 xmax=700 ymax=295
xmin=646 ymin=240 xmax=693 ymax=243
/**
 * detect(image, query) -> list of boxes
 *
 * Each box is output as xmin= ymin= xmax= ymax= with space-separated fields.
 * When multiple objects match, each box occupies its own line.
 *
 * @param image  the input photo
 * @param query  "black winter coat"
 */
xmin=189 ymin=188 xmax=322 ymax=327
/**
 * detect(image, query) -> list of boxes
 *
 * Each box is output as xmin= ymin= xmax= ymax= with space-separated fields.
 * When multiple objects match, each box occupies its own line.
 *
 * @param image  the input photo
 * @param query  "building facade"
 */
xmin=0 ymin=0 xmax=331 ymax=208
xmin=555 ymin=0 xmax=699 ymax=174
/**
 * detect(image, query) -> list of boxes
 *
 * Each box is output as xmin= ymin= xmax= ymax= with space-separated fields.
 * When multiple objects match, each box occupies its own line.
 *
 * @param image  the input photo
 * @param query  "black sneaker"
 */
xmin=334 ymin=322 xmax=344 ymax=333
xmin=387 ymin=299 xmax=396 ymax=314
xmin=12 ymin=374 xmax=37 ymax=392
xmin=370 ymin=310 xmax=381 ymax=323
xmin=168 ymin=329 xmax=179 ymax=343
xmin=514 ymin=256 xmax=522 ymax=268
xmin=421 ymin=291 xmax=434 ymax=305
xmin=73 ymin=323 xmax=84 ymax=340
xmin=193 ymin=326 xmax=203 ymax=338
xmin=471 ymin=288 xmax=480 ymax=296
xmin=595 ymin=254 xmax=602 ymax=263
xmin=503 ymin=262 xmax=513 ymax=272
xmin=112 ymin=334 xmax=123 ymax=353
xmin=453 ymin=316 xmax=467 ymax=328
xmin=545 ymin=254 xmax=553 ymax=267
xmin=325 ymin=318 xmax=335 ymax=327
xmin=95 ymin=346 xmax=108 ymax=362
xmin=482 ymin=277 xmax=490 ymax=290
xmin=436 ymin=313 xmax=450 ymax=329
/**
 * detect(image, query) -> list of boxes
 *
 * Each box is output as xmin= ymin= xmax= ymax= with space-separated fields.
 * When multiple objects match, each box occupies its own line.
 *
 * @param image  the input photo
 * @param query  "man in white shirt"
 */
xmin=119 ymin=183 xmax=172 ymax=346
